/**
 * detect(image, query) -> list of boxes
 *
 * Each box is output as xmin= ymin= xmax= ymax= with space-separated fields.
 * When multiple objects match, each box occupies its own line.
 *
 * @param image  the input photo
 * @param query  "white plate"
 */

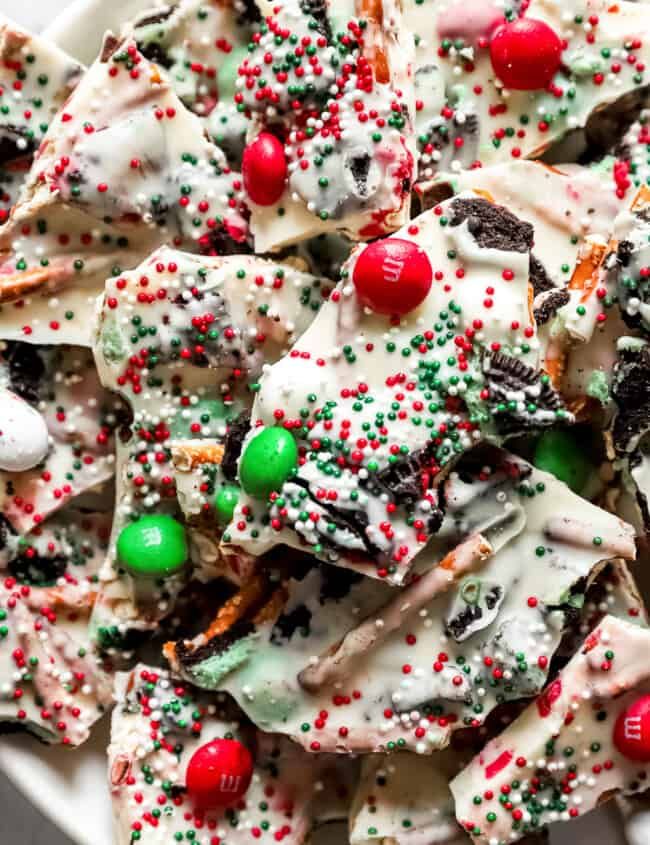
xmin=0 ymin=3 xmax=640 ymax=844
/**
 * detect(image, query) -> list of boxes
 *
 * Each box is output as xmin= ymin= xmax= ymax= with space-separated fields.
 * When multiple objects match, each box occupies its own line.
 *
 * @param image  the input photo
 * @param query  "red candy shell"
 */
xmin=489 ymin=18 xmax=562 ymax=91
xmin=186 ymin=738 xmax=254 ymax=807
xmin=242 ymin=132 xmax=287 ymax=206
xmin=352 ymin=238 xmax=433 ymax=316
xmin=613 ymin=695 xmax=650 ymax=762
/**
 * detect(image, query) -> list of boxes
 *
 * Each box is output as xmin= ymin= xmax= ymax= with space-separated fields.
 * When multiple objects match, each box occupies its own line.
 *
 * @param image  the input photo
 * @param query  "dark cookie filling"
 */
xmin=611 ymin=236 xmax=650 ymax=334
xmin=8 ymin=552 xmax=68 ymax=587
xmin=221 ymin=410 xmax=251 ymax=480
xmin=533 ymin=288 xmax=570 ymax=325
xmin=449 ymin=197 xmax=533 ymax=253
xmin=529 ymin=254 xmax=556 ymax=297
xmin=137 ymin=41 xmax=174 ymax=70
xmin=175 ymin=618 xmax=257 ymax=668
xmin=3 ymin=341 xmax=46 ymax=404
xmin=611 ymin=342 xmax=650 ymax=454
xmin=483 ymin=351 xmax=568 ymax=434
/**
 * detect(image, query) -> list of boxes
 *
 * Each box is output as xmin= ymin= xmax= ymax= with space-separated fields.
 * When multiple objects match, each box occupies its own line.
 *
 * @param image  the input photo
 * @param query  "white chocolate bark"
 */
xmin=90 ymin=246 xmax=330 ymax=640
xmin=224 ymin=191 xmax=566 ymax=583
xmin=0 ymin=343 xmax=122 ymax=535
xmin=0 ymin=15 xmax=83 ymax=218
xmin=0 ymin=34 xmax=247 ymax=346
xmin=452 ymin=614 xmax=650 ymax=844
xmin=239 ymin=0 xmax=416 ymax=251
xmin=172 ymin=451 xmax=636 ymax=754
xmin=0 ymin=505 xmax=113 ymax=744
xmin=108 ymin=663 xmax=357 ymax=845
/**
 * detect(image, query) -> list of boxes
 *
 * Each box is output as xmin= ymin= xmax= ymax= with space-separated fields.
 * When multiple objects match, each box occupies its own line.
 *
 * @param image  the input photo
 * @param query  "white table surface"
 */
xmin=0 ymin=3 xmax=639 ymax=845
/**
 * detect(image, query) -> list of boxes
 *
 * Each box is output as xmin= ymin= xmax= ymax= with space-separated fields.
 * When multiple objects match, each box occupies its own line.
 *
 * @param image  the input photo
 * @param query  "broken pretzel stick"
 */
xmin=298 ymin=533 xmax=493 ymax=694
xmin=171 ymin=441 xmax=225 ymax=472
xmin=544 ymin=516 xmax=636 ymax=560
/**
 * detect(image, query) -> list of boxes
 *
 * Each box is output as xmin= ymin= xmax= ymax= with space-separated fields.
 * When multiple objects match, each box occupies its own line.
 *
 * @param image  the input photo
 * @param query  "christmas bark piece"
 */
xmin=418 ymin=160 xmax=622 ymax=293
xmin=349 ymin=750 xmax=472 ymax=845
xmin=452 ymin=614 xmax=650 ymax=843
xmin=0 ymin=503 xmax=113 ymax=745
xmin=404 ymin=0 xmax=650 ymax=183
xmin=0 ymin=33 xmax=247 ymax=347
xmin=223 ymin=191 xmax=570 ymax=584
xmin=90 ymin=245 xmax=330 ymax=643
xmin=420 ymin=160 xmax=631 ymax=412
xmin=236 ymin=0 xmax=416 ymax=252
xmin=0 ymin=15 xmax=83 ymax=223
xmin=132 ymin=0 xmax=254 ymax=165
xmin=166 ymin=450 xmax=635 ymax=753
xmin=109 ymin=664 xmax=357 ymax=845
xmin=0 ymin=342 xmax=124 ymax=535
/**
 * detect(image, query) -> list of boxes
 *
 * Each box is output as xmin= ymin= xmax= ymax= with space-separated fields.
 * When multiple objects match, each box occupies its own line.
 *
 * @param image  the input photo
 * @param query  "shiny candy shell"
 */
xmin=489 ymin=18 xmax=562 ymax=91
xmin=239 ymin=427 xmax=298 ymax=499
xmin=0 ymin=388 xmax=49 ymax=472
xmin=116 ymin=514 xmax=188 ymax=578
xmin=352 ymin=238 xmax=433 ymax=316
xmin=215 ymin=483 xmax=240 ymax=526
xmin=613 ymin=695 xmax=650 ymax=762
xmin=186 ymin=738 xmax=254 ymax=808
xmin=533 ymin=429 xmax=591 ymax=494
xmin=242 ymin=132 xmax=287 ymax=206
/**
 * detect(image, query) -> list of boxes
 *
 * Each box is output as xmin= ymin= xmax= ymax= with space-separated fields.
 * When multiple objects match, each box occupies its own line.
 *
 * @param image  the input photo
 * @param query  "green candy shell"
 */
xmin=215 ymin=483 xmax=240 ymax=526
xmin=117 ymin=514 xmax=188 ymax=578
xmin=533 ymin=430 xmax=591 ymax=494
xmin=239 ymin=427 xmax=297 ymax=499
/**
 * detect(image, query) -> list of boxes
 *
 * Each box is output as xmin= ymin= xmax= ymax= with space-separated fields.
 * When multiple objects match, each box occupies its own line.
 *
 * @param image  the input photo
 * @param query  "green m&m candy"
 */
xmin=117 ymin=514 xmax=188 ymax=578
xmin=215 ymin=483 xmax=240 ymax=526
xmin=239 ymin=427 xmax=298 ymax=499
xmin=533 ymin=429 xmax=591 ymax=494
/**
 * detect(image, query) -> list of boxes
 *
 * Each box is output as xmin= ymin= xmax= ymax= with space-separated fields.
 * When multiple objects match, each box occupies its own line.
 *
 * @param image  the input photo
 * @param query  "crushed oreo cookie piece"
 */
xmin=300 ymin=0 xmax=332 ymax=40
xmin=483 ymin=351 xmax=568 ymax=434
xmin=529 ymin=253 xmax=555 ymax=297
xmin=0 ymin=125 xmax=36 ymax=167
xmin=175 ymin=618 xmax=256 ymax=669
xmin=134 ymin=7 xmax=176 ymax=28
xmin=376 ymin=442 xmax=436 ymax=505
xmin=449 ymin=197 xmax=533 ymax=253
xmin=611 ymin=236 xmax=650 ymax=334
xmin=236 ymin=0 xmax=262 ymax=25
xmin=221 ymin=410 xmax=251 ymax=480
xmin=347 ymin=152 xmax=372 ymax=198
xmin=271 ymin=603 xmax=312 ymax=642
xmin=611 ymin=342 xmax=650 ymax=454
xmin=3 ymin=342 xmax=45 ymax=404
xmin=8 ymin=553 xmax=68 ymax=587
xmin=317 ymin=564 xmax=363 ymax=603
xmin=137 ymin=40 xmax=174 ymax=70
xmin=534 ymin=288 xmax=570 ymax=325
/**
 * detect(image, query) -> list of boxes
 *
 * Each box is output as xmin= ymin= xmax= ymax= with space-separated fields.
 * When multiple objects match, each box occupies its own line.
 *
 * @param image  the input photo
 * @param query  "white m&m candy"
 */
xmin=0 ymin=388 xmax=50 ymax=472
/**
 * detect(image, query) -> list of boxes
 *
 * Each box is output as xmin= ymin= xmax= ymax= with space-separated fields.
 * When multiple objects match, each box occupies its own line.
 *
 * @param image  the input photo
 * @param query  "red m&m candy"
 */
xmin=613 ymin=695 xmax=650 ymax=762
xmin=489 ymin=18 xmax=563 ymax=91
xmin=242 ymin=132 xmax=287 ymax=206
xmin=186 ymin=738 xmax=254 ymax=807
xmin=352 ymin=238 xmax=433 ymax=316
